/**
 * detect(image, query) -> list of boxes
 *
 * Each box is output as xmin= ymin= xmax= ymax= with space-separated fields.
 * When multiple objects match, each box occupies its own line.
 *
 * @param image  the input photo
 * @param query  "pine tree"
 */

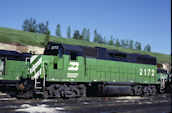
xmin=56 ymin=24 xmax=61 ymax=37
xmin=125 ymin=39 xmax=129 ymax=48
xmin=97 ymin=34 xmax=103 ymax=43
xmin=81 ymin=28 xmax=87 ymax=40
xmin=44 ymin=30 xmax=50 ymax=46
xmin=93 ymin=30 xmax=98 ymax=43
xmin=120 ymin=39 xmax=129 ymax=48
xmin=109 ymin=36 xmax=114 ymax=45
xmin=85 ymin=29 xmax=90 ymax=41
xmin=129 ymin=40 xmax=134 ymax=49
xmin=144 ymin=44 xmax=151 ymax=52
xmin=79 ymin=35 xmax=84 ymax=40
xmin=115 ymin=38 xmax=121 ymax=47
xmin=22 ymin=18 xmax=38 ymax=33
xmin=67 ymin=25 xmax=71 ymax=38
xmin=135 ymin=41 xmax=141 ymax=50
xmin=102 ymin=36 xmax=107 ymax=44
xmin=38 ymin=21 xmax=49 ymax=34
xmin=73 ymin=30 xmax=80 ymax=39
xmin=135 ymin=42 xmax=139 ymax=50
xmin=138 ymin=42 xmax=141 ymax=50
xmin=121 ymin=39 xmax=125 ymax=47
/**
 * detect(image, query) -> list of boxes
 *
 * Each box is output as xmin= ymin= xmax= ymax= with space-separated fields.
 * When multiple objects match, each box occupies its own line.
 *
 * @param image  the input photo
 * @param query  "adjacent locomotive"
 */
xmin=0 ymin=42 xmax=169 ymax=98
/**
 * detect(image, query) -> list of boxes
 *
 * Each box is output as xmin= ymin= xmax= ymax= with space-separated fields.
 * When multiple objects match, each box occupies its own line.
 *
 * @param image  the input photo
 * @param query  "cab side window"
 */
xmin=54 ymin=63 xmax=57 ymax=69
xmin=70 ymin=52 xmax=77 ymax=60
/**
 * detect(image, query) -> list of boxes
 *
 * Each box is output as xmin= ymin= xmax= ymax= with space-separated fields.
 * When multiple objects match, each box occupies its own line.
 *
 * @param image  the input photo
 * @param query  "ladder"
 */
xmin=34 ymin=62 xmax=46 ymax=95
xmin=34 ymin=78 xmax=44 ymax=95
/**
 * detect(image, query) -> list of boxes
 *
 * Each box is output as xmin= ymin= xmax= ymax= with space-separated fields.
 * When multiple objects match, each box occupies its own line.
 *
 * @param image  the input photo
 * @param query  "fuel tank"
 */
xmin=100 ymin=85 xmax=133 ymax=96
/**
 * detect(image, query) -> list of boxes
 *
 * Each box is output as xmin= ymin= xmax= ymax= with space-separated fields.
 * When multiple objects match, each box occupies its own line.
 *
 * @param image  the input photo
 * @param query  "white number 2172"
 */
xmin=139 ymin=68 xmax=155 ymax=76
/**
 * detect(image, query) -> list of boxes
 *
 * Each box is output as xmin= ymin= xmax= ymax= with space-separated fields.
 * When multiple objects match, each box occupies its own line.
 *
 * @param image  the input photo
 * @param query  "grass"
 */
xmin=0 ymin=27 xmax=170 ymax=64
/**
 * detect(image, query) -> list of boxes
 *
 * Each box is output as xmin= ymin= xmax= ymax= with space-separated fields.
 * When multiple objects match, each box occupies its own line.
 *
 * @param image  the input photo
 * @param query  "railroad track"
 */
xmin=0 ymin=92 xmax=171 ymax=113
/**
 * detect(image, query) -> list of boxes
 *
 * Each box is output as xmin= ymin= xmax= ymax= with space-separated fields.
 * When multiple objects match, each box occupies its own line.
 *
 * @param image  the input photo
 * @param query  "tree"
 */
xmin=67 ymin=25 xmax=71 ymax=38
xmin=79 ymin=35 xmax=84 ymax=40
xmin=135 ymin=42 xmax=139 ymax=50
xmin=121 ymin=39 xmax=129 ymax=48
xmin=93 ymin=30 xmax=103 ymax=43
xmin=56 ymin=24 xmax=61 ymax=37
xmin=144 ymin=44 xmax=151 ymax=52
xmin=85 ymin=29 xmax=90 ymax=41
xmin=81 ymin=28 xmax=90 ymax=41
xmin=115 ymin=38 xmax=121 ymax=47
xmin=138 ymin=42 xmax=141 ymax=50
xmin=129 ymin=40 xmax=134 ymax=49
xmin=38 ymin=21 xmax=49 ymax=34
xmin=73 ymin=30 xmax=80 ymax=39
xmin=124 ymin=39 xmax=129 ymax=48
xmin=135 ymin=41 xmax=141 ymax=50
xmin=102 ymin=36 xmax=107 ymax=44
xmin=93 ymin=30 xmax=98 ymax=43
xmin=97 ymin=34 xmax=103 ymax=43
xmin=44 ymin=30 xmax=50 ymax=46
xmin=121 ymin=39 xmax=125 ymax=47
xmin=109 ymin=36 xmax=114 ymax=45
xmin=22 ymin=18 xmax=38 ymax=32
xmin=81 ymin=28 xmax=87 ymax=40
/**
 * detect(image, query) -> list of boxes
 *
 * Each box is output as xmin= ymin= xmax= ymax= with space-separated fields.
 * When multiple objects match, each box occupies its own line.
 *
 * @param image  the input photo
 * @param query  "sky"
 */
xmin=0 ymin=0 xmax=171 ymax=54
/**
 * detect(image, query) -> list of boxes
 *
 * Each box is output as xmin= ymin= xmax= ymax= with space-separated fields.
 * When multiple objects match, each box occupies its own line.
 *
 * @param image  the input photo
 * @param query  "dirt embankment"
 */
xmin=0 ymin=43 xmax=44 ymax=54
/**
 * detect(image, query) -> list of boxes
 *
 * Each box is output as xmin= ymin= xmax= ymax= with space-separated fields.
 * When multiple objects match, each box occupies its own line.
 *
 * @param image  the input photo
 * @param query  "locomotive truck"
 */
xmin=0 ymin=42 xmax=168 ymax=98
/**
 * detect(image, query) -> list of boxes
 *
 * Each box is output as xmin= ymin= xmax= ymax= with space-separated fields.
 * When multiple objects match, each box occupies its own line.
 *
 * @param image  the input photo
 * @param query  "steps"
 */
xmin=34 ymin=62 xmax=46 ymax=96
xmin=34 ymin=78 xmax=44 ymax=95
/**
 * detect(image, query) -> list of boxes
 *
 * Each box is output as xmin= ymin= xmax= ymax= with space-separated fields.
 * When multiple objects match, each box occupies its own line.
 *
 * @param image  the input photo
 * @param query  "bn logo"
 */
xmin=68 ymin=62 xmax=79 ymax=71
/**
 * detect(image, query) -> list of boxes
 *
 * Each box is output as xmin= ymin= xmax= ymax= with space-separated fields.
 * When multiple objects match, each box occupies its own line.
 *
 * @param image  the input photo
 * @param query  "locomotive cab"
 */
xmin=44 ymin=42 xmax=63 ymax=57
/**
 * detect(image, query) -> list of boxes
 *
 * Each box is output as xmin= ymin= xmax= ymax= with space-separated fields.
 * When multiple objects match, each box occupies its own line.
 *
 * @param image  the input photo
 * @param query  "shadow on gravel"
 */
xmin=0 ymin=92 xmax=171 ymax=113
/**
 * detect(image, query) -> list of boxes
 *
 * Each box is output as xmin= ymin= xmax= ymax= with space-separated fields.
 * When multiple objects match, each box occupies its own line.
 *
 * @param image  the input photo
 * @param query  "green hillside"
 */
xmin=0 ymin=27 xmax=170 ymax=64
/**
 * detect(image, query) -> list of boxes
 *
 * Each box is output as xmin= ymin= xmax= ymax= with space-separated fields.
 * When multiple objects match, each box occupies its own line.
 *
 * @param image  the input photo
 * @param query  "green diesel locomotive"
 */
xmin=0 ymin=42 xmax=168 ymax=98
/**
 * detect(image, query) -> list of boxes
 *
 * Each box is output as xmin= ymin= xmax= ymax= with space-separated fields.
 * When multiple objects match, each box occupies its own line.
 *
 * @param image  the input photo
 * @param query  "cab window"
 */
xmin=0 ymin=59 xmax=5 ymax=75
xmin=70 ymin=52 xmax=77 ymax=60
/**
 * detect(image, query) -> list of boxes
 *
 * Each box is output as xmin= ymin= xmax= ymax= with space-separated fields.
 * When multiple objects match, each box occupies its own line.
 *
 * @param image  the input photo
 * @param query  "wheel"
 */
xmin=69 ymin=85 xmax=80 ymax=97
xmin=133 ymin=85 xmax=142 ymax=96
xmin=78 ymin=84 xmax=87 ymax=97
xmin=142 ymin=86 xmax=149 ymax=96
xmin=151 ymin=85 xmax=157 ymax=95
